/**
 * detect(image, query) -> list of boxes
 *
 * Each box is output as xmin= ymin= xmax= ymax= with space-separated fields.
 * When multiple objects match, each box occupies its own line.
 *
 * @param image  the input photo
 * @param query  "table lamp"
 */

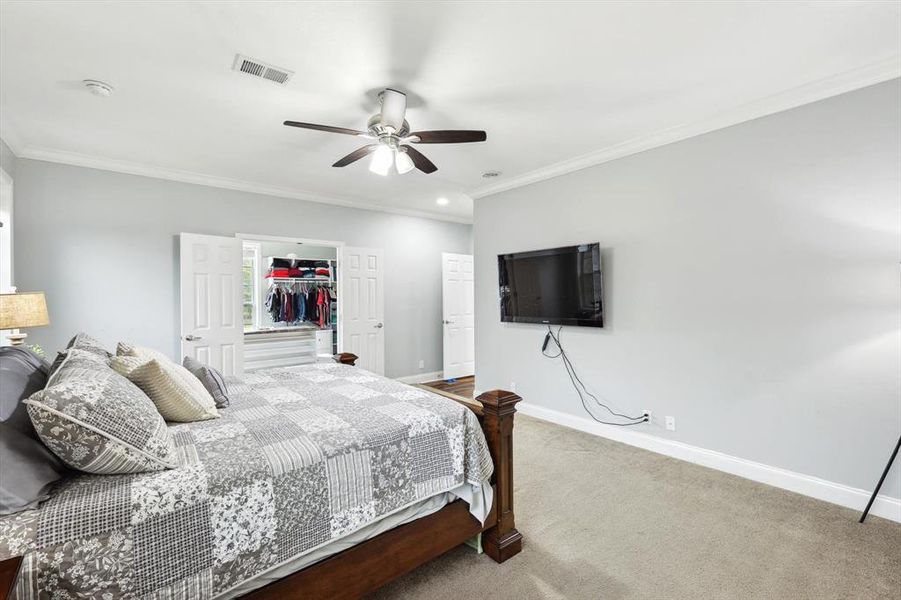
xmin=0 ymin=292 xmax=50 ymax=345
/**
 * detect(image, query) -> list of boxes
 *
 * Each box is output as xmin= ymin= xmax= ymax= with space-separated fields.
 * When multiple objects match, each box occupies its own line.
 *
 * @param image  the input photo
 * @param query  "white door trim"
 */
xmin=235 ymin=232 xmax=345 ymax=247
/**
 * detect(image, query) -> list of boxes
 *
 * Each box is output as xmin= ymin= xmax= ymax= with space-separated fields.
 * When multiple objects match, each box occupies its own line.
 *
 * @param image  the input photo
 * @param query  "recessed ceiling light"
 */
xmin=482 ymin=171 xmax=502 ymax=178
xmin=83 ymin=80 xmax=113 ymax=97
xmin=436 ymin=197 xmax=449 ymax=206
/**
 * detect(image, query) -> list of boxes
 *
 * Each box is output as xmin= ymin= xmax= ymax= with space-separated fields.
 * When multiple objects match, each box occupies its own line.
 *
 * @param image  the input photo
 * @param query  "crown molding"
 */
xmin=471 ymin=55 xmax=901 ymax=199
xmin=13 ymin=146 xmax=473 ymax=225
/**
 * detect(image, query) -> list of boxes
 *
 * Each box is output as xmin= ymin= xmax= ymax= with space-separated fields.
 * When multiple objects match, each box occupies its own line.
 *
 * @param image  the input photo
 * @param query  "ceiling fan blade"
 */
xmin=284 ymin=121 xmax=367 ymax=136
xmin=409 ymin=130 xmax=486 ymax=144
xmin=402 ymin=145 xmax=438 ymax=174
xmin=332 ymin=144 xmax=380 ymax=167
xmin=380 ymin=88 xmax=407 ymax=131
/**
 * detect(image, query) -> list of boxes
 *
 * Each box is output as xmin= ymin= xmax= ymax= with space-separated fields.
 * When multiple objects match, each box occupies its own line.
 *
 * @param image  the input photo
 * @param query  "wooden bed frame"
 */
xmin=244 ymin=353 xmax=523 ymax=598
xmin=0 ymin=353 xmax=522 ymax=600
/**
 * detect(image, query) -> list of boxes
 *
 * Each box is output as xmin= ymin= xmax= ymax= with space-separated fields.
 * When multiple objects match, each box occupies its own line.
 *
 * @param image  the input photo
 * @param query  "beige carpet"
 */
xmin=368 ymin=415 xmax=901 ymax=600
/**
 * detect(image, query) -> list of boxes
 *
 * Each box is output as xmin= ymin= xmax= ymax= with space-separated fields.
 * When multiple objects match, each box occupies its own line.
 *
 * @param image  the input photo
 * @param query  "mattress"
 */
xmin=1 ymin=362 xmax=493 ymax=599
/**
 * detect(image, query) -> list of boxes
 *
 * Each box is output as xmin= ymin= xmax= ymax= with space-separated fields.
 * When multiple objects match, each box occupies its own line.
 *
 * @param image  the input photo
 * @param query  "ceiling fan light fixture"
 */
xmin=395 ymin=149 xmax=415 ymax=174
xmin=284 ymin=87 xmax=487 ymax=174
xmin=369 ymin=145 xmax=394 ymax=176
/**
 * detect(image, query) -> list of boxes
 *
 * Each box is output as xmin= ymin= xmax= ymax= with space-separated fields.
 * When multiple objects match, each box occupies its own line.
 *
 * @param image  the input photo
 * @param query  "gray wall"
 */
xmin=474 ymin=79 xmax=901 ymax=500
xmin=0 ymin=139 xmax=17 ymax=179
xmin=13 ymin=160 xmax=472 ymax=378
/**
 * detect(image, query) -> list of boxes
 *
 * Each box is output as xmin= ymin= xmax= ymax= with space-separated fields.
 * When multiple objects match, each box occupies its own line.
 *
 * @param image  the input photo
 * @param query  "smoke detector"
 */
xmin=83 ymin=80 xmax=113 ymax=97
xmin=232 ymin=54 xmax=293 ymax=85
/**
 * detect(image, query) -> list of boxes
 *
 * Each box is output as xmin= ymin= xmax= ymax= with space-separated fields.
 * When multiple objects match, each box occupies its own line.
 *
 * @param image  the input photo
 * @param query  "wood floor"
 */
xmin=421 ymin=375 xmax=475 ymax=399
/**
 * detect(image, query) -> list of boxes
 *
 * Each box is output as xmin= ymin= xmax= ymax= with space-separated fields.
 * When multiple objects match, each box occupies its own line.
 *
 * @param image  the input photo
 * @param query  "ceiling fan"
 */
xmin=284 ymin=88 xmax=486 ymax=176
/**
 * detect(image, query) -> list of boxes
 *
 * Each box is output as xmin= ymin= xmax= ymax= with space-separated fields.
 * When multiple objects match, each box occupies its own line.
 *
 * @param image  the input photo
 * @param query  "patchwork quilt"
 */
xmin=0 ymin=363 xmax=493 ymax=599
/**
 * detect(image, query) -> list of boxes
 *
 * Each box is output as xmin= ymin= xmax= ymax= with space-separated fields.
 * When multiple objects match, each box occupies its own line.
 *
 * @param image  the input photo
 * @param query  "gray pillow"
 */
xmin=0 ymin=424 xmax=68 ymax=515
xmin=182 ymin=356 xmax=229 ymax=408
xmin=67 ymin=332 xmax=112 ymax=361
xmin=0 ymin=347 xmax=67 ymax=515
xmin=25 ymin=349 xmax=177 ymax=475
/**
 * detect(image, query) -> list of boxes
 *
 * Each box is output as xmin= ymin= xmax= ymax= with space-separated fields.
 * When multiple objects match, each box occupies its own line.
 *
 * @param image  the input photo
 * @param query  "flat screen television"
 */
xmin=498 ymin=243 xmax=604 ymax=327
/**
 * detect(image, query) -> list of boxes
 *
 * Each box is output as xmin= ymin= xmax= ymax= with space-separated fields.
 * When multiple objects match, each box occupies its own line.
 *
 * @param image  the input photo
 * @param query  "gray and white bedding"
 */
xmin=0 ymin=362 xmax=494 ymax=599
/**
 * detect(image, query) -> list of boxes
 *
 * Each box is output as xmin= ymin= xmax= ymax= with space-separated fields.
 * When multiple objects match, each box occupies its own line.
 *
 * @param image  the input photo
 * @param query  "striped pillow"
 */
xmin=118 ymin=343 xmax=170 ymax=364
xmin=182 ymin=356 xmax=230 ymax=408
xmin=127 ymin=358 xmax=219 ymax=423
xmin=109 ymin=354 xmax=151 ymax=378
xmin=24 ymin=350 xmax=176 ymax=474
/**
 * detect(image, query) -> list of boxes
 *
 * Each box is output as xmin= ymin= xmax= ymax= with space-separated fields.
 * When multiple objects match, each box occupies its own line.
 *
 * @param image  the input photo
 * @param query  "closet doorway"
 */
xmin=179 ymin=232 xmax=385 ymax=376
xmin=239 ymin=234 xmax=342 ymax=372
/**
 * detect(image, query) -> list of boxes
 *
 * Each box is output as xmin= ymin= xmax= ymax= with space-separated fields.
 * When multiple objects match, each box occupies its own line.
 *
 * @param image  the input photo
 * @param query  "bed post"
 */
xmin=477 ymin=389 xmax=523 ymax=563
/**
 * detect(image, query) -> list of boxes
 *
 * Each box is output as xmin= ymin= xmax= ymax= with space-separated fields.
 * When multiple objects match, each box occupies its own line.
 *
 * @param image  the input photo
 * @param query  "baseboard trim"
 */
xmin=516 ymin=402 xmax=901 ymax=523
xmin=395 ymin=371 xmax=443 ymax=384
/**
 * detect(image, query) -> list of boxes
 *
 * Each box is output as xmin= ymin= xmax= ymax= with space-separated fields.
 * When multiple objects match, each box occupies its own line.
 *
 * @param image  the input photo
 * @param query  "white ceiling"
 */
xmin=1 ymin=2 xmax=899 ymax=223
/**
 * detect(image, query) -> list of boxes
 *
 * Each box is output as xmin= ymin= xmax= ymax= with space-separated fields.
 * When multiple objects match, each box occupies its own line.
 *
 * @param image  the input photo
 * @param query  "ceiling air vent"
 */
xmin=232 ymin=54 xmax=293 ymax=85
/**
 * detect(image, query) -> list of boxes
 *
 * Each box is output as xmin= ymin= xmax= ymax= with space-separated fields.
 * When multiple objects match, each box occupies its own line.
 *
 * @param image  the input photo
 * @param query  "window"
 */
xmin=242 ymin=243 xmax=260 ymax=330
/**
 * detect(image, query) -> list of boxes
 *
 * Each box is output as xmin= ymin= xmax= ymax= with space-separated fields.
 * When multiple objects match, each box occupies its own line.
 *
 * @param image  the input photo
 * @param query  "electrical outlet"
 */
xmin=418 ymin=360 xmax=424 ymax=369
xmin=665 ymin=416 xmax=676 ymax=431
xmin=642 ymin=410 xmax=651 ymax=424
xmin=510 ymin=381 xmax=516 ymax=392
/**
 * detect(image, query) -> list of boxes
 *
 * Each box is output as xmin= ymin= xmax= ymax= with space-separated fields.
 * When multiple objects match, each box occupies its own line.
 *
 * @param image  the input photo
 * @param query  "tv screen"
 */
xmin=498 ymin=243 xmax=604 ymax=327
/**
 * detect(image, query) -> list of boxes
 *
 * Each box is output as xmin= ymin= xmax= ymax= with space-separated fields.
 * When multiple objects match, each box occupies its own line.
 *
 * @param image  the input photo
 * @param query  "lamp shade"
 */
xmin=0 ymin=292 xmax=50 ymax=329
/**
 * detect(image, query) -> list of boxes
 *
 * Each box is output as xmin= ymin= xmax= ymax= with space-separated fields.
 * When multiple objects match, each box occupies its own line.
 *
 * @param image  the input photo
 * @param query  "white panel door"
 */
xmin=340 ymin=246 xmax=385 ymax=374
xmin=179 ymin=233 xmax=244 ymax=376
xmin=442 ymin=253 xmax=475 ymax=379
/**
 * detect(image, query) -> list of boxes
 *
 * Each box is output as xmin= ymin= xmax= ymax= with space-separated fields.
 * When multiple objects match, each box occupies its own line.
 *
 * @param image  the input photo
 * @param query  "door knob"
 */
xmin=184 ymin=334 xmax=203 ymax=341
xmin=443 ymin=320 xmax=454 ymax=324
xmin=374 ymin=323 xmax=383 ymax=329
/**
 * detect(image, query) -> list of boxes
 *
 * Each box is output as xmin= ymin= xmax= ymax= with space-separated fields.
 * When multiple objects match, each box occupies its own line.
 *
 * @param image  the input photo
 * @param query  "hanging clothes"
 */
xmin=285 ymin=290 xmax=295 ymax=323
xmin=262 ymin=257 xmax=336 ymax=327
xmin=265 ymin=287 xmax=281 ymax=322
xmin=278 ymin=289 xmax=288 ymax=322
xmin=295 ymin=289 xmax=306 ymax=322
xmin=306 ymin=287 xmax=319 ymax=324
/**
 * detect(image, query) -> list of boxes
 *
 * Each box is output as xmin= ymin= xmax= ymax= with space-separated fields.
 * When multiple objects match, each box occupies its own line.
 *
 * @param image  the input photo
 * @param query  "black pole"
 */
xmin=860 ymin=434 xmax=901 ymax=523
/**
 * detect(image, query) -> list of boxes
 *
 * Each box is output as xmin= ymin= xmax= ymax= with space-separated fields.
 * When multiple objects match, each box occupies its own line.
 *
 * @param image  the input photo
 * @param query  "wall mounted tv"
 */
xmin=498 ymin=243 xmax=604 ymax=327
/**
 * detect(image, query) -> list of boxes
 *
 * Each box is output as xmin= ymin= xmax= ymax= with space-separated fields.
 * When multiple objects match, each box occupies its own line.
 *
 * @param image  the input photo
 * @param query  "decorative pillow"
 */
xmin=126 ymin=358 xmax=219 ymax=422
xmin=67 ymin=332 xmax=112 ymax=361
xmin=24 ymin=350 xmax=176 ymax=474
xmin=109 ymin=354 xmax=151 ymax=378
xmin=0 ymin=347 xmax=68 ymax=515
xmin=0 ymin=425 xmax=68 ymax=515
xmin=48 ymin=347 xmax=108 ymax=384
xmin=118 ymin=343 xmax=170 ymax=364
xmin=182 ymin=356 xmax=230 ymax=408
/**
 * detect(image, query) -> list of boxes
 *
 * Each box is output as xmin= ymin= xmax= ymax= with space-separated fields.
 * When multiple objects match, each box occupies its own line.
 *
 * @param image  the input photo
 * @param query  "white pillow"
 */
xmin=119 ymin=343 xmax=172 ymax=364
xmin=126 ymin=358 xmax=219 ymax=423
xmin=110 ymin=354 xmax=151 ymax=378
